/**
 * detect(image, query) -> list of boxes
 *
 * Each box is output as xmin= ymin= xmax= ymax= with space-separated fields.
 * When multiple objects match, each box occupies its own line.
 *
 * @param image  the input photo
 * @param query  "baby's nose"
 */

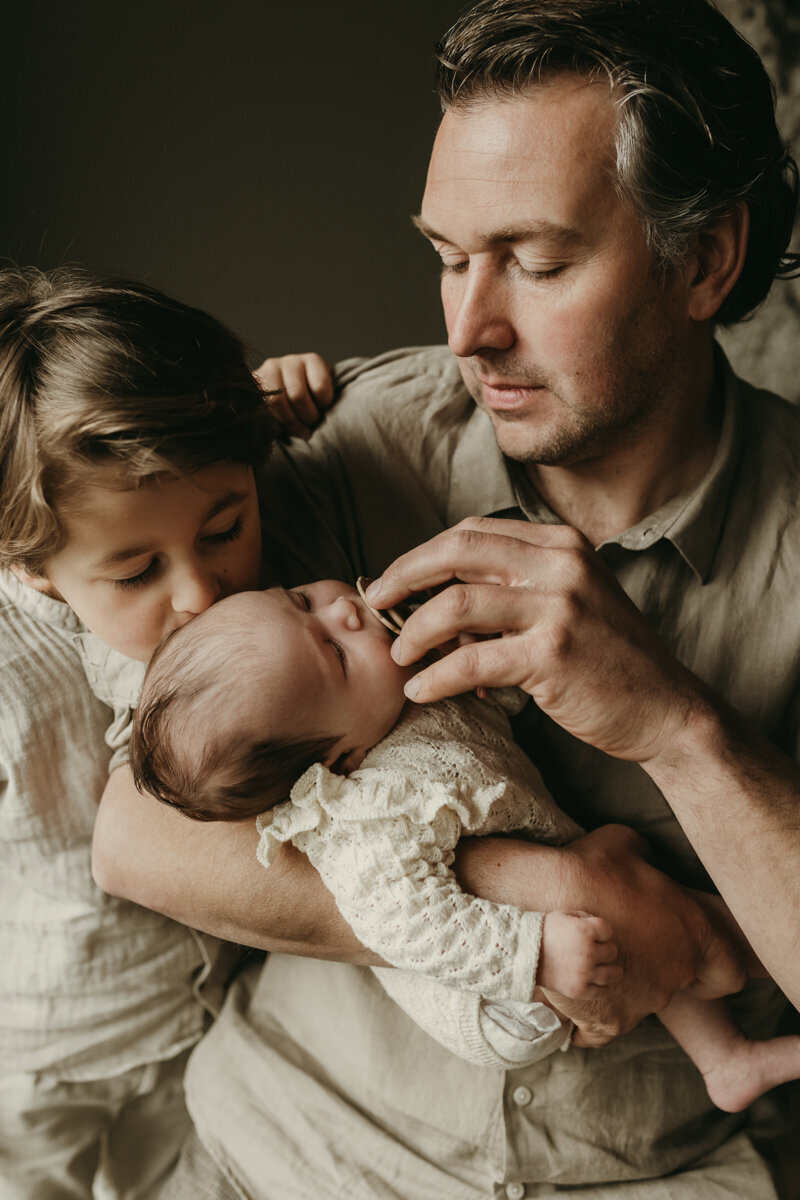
xmin=330 ymin=595 xmax=362 ymax=630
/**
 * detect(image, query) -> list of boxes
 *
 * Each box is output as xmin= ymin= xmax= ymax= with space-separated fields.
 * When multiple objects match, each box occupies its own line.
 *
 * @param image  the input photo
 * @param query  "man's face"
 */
xmin=418 ymin=78 xmax=696 ymax=467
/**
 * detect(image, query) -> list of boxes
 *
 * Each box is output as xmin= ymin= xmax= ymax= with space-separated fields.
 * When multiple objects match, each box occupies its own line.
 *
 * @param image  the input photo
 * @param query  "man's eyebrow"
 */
xmin=93 ymin=489 xmax=249 ymax=570
xmin=411 ymin=213 xmax=583 ymax=250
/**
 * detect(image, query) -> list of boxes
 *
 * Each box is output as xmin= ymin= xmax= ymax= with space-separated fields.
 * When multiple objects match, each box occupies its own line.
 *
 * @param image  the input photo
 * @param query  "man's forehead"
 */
xmin=421 ymin=82 xmax=621 ymax=243
xmin=427 ymin=79 xmax=618 ymax=177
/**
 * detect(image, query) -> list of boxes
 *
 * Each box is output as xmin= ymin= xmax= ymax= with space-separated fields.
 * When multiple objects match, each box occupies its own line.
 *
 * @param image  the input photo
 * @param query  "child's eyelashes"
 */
xmin=113 ymin=560 xmax=160 ymax=591
xmin=109 ymin=520 xmax=244 ymax=591
xmin=203 ymin=518 xmax=243 ymax=545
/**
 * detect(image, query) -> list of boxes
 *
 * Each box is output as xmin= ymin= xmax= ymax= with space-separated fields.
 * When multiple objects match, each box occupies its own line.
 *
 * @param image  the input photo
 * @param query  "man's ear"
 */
xmin=10 ymin=563 xmax=63 ymax=599
xmin=687 ymin=203 xmax=749 ymax=323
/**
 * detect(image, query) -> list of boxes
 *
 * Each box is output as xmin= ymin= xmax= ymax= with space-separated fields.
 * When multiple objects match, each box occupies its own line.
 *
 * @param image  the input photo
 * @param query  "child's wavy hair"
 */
xmin=0 ymin=265 xmax=275 ymax=573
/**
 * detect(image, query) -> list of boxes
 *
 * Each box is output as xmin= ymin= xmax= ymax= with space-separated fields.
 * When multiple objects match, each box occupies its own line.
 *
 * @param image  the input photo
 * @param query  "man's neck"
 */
xmin=525 ymin=359 xmax=723 ymax=547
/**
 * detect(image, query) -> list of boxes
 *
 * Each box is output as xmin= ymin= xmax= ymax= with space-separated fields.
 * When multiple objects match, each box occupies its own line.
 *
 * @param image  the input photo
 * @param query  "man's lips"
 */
xmin=477 ymin=377 xmax=547 ymax=412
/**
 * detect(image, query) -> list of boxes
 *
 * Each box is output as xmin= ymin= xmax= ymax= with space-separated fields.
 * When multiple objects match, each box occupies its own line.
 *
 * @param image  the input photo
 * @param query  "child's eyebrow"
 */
xmin=92 ymin=489 xmax=250 ymax=569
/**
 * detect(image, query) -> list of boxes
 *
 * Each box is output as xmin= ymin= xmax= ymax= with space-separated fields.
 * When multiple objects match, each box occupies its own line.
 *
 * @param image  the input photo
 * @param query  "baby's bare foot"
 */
xmin=702 ymin=1034 xmax=800 ymax=1112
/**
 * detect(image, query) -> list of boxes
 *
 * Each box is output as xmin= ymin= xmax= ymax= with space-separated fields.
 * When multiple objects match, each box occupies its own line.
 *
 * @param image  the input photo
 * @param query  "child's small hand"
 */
xmin=255 ymin=352 xmax=334 ymax=440
xmin=537 ymin=909 xmax=622 ymax=999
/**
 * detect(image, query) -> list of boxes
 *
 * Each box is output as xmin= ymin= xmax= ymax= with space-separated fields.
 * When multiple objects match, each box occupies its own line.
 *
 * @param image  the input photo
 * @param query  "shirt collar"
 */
xmin=445 ymin=346 xmax=742 ymax=583
xmin=606 ymin=349 xmax=743 ymax=582
xmin=446 ymin=405 xmax=519 ymax=525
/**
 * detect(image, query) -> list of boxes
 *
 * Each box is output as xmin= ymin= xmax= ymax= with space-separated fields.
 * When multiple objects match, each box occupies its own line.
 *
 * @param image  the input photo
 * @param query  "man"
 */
xmin=94 ymin=0 xmax=800 ymax=1195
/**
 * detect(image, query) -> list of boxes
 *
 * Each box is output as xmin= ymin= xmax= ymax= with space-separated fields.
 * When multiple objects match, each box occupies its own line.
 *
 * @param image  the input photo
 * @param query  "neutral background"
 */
xmin=1 ymin=0 xmax=797 ymax=394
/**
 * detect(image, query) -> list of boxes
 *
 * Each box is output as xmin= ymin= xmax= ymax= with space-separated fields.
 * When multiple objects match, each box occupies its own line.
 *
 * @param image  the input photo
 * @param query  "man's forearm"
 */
xmin=645 ymin=697 xmax=800 ymax=1008
xmin=93 ymin=767 xmax=381 ymax=962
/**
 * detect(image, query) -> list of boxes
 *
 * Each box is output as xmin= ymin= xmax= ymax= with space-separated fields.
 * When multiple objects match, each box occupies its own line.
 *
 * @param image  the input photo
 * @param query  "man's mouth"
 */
xmin=477 ymin=377 xmax=547 ymax=412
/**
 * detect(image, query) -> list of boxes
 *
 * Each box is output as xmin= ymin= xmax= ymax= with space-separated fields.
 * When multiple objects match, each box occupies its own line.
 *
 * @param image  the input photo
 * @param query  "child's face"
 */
xmin=39 ymin=460 xmax=262 ymax=661
xmin=224 ymin=581 xmax=415 ymax=772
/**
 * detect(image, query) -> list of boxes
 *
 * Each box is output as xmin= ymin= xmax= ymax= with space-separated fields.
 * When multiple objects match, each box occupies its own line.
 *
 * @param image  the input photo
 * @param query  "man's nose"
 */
xmin=446 ymin=266 xmax=515 ymax=359
xmin=170 ymin=563 xmax=221 ymax=616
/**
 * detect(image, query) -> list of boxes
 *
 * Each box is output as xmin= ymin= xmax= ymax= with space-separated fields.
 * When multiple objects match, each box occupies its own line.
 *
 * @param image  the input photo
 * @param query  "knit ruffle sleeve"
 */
xmin=256 ymin=695 xmax=580 ymax=1002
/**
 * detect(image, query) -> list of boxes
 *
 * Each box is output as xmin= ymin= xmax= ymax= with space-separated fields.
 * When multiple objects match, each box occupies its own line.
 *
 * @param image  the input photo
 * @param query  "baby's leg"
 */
xmin=660 ymin=991 xmax=800 ymax=1113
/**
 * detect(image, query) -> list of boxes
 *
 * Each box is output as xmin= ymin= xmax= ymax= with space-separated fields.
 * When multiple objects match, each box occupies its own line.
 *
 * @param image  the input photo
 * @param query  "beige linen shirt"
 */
xmin=0 ymin=571 xmax=221 ymax=1081
xmin=186 ymin=345 xmax=797 ymax=1197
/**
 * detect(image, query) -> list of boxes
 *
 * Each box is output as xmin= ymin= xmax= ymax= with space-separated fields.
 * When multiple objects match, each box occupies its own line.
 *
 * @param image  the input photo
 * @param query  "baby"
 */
xmin=131 ymin=579 xmax=800 ymax=1112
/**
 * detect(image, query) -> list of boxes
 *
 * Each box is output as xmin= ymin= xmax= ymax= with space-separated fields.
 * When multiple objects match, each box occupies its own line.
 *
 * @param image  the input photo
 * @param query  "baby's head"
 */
xmin=0 ymin=265 xmax=274 ymax=659
xmin=130 ymin=581 xmax=414 ymax=820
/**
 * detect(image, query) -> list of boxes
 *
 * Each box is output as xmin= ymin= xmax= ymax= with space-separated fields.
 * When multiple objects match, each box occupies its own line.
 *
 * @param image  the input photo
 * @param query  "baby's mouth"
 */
xmin=356 ymin=577 xmax=413 ymax=637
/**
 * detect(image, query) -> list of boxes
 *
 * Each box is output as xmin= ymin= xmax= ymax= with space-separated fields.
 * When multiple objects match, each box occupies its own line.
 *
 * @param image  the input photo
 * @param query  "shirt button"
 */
xmin=512 ymin=1085 xmax=532 ymax=1107
xmin=505 ymin=1184 xmax=526 ymax=1200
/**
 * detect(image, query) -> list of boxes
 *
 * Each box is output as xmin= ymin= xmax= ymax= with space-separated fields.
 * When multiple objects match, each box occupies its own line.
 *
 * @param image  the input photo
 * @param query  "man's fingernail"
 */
xmin=365 ymin=579 xmax=382 ymax=602
xmin=404 ymin=676 xmax=420 ymax=700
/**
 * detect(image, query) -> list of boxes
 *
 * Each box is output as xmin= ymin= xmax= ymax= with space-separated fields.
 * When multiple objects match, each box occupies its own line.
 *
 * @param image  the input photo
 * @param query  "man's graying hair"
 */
xmin=436 ymin=0 xmax=800 ymax=325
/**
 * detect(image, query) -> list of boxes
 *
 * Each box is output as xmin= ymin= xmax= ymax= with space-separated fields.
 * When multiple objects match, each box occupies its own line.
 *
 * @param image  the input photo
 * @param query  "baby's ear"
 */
xmin=326 ymin=747 xmax=366 ymax=776
xmin=10 ymin=563 xmax=63 ymax=598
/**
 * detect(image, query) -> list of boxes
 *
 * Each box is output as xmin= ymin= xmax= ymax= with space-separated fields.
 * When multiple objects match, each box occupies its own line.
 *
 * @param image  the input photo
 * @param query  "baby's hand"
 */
xmin=537 ymin=909 xmax=622 ymax=999
xmin=255 ymin=352 xmax=334 ymax=440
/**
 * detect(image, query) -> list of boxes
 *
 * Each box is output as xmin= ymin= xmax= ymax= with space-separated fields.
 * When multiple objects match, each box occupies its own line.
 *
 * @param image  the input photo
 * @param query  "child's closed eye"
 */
xmin=203 ymin=518 xmax=243 ymax=546
xmin=113 ymin=560 xmax=160 ymax=590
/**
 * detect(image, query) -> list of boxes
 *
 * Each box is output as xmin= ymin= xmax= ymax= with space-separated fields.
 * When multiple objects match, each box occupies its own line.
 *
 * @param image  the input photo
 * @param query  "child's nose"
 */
xmin=171 ymin=564 xmax=221 ymax=615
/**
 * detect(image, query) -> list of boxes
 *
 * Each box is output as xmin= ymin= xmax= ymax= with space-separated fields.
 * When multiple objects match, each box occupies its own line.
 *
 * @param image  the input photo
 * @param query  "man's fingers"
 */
xmin=392 ymin=582 xmax=545 ymax=668
xmin=367 ymin=519 xmax=586 ymax=609
xmin=402 ymin=635 xmax=535 ymax=704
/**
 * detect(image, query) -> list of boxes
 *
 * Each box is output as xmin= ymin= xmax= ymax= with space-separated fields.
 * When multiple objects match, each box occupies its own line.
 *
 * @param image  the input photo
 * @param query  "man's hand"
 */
xmin=549 ymin=826 xmax=747 ymax=1047
xmin=255 ymin=352 xmax=334 ymax=440
xmin=366 ymin=516 xmax=708 ymax=768
xmin=456 ymin=825 xmax=748 ymax=1048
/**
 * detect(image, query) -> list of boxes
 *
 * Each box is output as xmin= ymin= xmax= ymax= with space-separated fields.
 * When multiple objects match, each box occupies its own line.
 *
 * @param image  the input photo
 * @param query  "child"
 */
xmin=130 ymin=579 xmax=800 ymax=1114
xmin=0 ymin=264 xmax=274 ymax=1199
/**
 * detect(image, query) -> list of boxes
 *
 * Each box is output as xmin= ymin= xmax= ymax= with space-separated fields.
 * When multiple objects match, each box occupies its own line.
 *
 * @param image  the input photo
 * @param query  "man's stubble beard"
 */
xmin=469 ymin=370 xmax=667 ymax=469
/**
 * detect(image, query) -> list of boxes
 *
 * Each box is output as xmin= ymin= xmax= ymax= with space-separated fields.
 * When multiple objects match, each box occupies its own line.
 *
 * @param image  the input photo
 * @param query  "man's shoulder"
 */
xmin=737 ymin=375 xmax=800 ymax=483
xmin=331 ymin=345 xmax=472 ymax=433
xmin=335 ymin=345 xmax=460 ymax=394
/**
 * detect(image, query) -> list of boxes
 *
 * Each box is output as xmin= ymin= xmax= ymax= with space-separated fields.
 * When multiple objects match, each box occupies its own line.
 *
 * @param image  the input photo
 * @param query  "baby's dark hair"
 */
xmin=130 ymin=608 xmax=339 ymax=821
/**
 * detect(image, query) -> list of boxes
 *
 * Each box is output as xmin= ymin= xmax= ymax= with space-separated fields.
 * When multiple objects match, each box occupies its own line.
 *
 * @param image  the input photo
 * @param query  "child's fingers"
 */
xmin=275 ymin=357 xmax=323 ymax=432
xmin=253 ymin=356 xmax=284 ymax=392
xmin=265 ymin=391 xmax=312 ymax=440
xmin=254 ymin=353 xmax=334 ymax=438
xmin=302 ymin=352 xmax=335 ymax=409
